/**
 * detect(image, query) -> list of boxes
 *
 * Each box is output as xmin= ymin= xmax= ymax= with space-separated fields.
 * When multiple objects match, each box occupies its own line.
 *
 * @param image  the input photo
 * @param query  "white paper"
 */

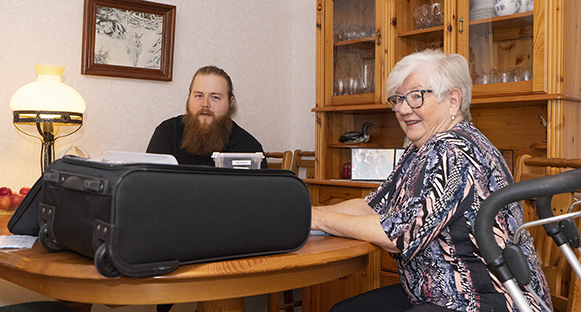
xmin=310 ymin=230 xmax=332 ymax=236
xmin=0 ymin=235 xmax=37 ymax=249
xmin=87 ymin=151 xmax=178 ymax=165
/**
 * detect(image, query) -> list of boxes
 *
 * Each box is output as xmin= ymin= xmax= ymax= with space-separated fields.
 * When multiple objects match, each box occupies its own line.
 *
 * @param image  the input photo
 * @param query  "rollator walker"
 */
xmin=475 ymin=169 xmax=581 ymax=312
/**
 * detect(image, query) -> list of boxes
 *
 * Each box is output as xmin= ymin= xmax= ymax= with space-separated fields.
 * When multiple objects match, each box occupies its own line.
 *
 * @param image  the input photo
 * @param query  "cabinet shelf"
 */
xmin=334 ymin=36 xmax=376 ymax=47
xmin=330 ymin=92 xmax=376 ymax=106
xmin=470 ymin=12 xmax=534 ymax=41
xmin=470 ymin=11 xmax=533 ymax=28
xmin=397 ymin=25 xmax=444 ymax=42
xmin=471 ymin=92 xmax=567 ymax=106
xmin=313 ymin=103 xmax=390 ymax=113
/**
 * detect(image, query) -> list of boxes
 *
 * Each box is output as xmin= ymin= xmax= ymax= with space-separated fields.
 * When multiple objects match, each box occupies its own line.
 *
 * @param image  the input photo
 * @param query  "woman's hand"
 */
xmin=312 ymin=199 xmax=400 ymax=253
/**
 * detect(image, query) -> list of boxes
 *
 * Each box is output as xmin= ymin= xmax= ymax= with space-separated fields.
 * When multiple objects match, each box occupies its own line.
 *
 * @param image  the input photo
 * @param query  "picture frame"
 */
xmin=81 ymin=0 xmax=176 ymax=81
xmin=394 ymin=148 xmax=406 ymax=166
xmin=351 ymin=148 xmax=397 ymax=181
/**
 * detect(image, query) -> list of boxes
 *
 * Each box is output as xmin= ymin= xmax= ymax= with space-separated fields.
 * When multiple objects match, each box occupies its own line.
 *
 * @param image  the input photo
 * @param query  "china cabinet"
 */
xmin=315 ymin=0 xmax=581 ymax=184
xmin=305 ymin=0 xmax=581 ymax=310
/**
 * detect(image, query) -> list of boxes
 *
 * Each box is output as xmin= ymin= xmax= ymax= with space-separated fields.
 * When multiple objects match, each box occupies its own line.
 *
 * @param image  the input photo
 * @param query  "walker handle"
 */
xmin=475 ymin=169 xmax=581 ymax=282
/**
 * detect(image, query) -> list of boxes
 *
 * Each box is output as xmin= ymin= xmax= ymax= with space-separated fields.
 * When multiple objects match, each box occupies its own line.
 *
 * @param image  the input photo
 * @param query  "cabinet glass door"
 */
xmin=468 ymin=0 xmax=537 ymax=96
xmin=391 ymin=0 xmax=446 ymax=66
xmin=330 ymin=0 xmax=377 ymax=105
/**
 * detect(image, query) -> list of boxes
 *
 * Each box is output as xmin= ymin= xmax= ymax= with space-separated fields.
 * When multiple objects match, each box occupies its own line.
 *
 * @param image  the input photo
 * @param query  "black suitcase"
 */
xmin=36 ymin=156 xmax=311 ymax=278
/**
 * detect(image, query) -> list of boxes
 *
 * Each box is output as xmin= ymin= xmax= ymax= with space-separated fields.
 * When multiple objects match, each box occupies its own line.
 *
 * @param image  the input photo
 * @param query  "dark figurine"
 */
xmin=338 ymin=122 xmax=374 ymax=144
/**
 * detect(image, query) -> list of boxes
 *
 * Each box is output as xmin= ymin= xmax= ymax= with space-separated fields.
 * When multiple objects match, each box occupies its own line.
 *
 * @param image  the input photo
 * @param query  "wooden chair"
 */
xmin=265 ymin=151 xmax=293 ymax=170
xmin=265 ymin=150 xmax=302 ymax=312
xmin=268 ymin=289 xmax=302 ymax=312
xmin=291 ymin=150 xmax=315 ymax=179
xmin=267 ymin=150 xmax=315 ymax=312
xmin=514 ymin=154 xmax=581 ymax=312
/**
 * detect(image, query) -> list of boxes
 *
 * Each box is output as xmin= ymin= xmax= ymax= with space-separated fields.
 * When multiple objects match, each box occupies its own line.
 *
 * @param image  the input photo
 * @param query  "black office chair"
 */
xmin=0 ymin=301 xmax=77 ymax=312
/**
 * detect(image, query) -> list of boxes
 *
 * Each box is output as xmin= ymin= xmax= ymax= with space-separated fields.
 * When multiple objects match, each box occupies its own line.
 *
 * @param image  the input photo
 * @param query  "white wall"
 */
xmin=0 ymin=0 xmax=315 ymax=310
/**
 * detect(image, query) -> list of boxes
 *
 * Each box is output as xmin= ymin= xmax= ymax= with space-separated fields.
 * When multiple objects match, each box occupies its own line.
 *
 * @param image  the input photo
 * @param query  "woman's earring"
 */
xmin=451 ymin=113 xmax=455 ymax=120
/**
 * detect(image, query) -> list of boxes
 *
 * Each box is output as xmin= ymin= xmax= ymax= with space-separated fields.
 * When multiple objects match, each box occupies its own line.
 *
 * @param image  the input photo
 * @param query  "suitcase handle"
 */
xmin=45 ymin=171 xmax=108 ymax=195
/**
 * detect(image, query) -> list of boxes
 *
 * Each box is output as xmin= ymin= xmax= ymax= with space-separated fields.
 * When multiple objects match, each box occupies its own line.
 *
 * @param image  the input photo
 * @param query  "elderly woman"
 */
xmin=311 ymin=49 xmax=551 ymax=312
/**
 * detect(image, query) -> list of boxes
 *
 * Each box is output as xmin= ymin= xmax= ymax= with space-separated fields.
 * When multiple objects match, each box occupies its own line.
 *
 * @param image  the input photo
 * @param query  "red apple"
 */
xmin=0 ymin=187 xmax=12 ymax=197
xmin=0 ymin=196 xmax=10 ymax=211
xmin=10 ymin=194 xmax=24 ymax=210
xmin=19 ymin=187 xmax=31 ymax=195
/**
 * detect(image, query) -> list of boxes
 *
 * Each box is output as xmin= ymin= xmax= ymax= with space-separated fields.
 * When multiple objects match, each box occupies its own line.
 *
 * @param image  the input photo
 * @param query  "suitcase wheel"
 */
xmin=94 ymin=243 xmax=121 ymax=278
xmin=38 ymin=223 xmax=63 ymax=252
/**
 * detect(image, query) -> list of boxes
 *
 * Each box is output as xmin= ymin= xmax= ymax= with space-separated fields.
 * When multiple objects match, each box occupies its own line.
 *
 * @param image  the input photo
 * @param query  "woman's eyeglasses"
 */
xmin=387 ymin=90 xmax=433 ymax=112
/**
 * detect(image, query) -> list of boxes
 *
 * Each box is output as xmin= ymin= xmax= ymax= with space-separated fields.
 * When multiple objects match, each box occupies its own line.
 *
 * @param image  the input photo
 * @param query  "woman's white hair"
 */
xmin=385 ymin=49 xmax=472 ymax=121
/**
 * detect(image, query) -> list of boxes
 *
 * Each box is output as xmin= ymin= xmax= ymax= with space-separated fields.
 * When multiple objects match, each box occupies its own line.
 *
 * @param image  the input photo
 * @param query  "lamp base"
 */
xmin=40 ymin=132 xmax=55 ymax=173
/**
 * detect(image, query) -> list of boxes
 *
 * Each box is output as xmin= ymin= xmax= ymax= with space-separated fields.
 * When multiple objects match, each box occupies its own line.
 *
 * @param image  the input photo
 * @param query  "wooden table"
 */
xmin=0 ymin=214 xmax=380 ymax=311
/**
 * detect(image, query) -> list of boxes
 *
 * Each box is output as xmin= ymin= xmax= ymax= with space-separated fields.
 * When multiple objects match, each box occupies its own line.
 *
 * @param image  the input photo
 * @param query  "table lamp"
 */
xmin=10 ymin=64 xmax=86 ymax=172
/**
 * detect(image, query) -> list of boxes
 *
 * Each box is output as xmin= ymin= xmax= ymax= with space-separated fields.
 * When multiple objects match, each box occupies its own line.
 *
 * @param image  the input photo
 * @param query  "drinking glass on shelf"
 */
xmin=359 ymin=24 xmax=368 ymax=39
xmin=516 ymin=66 xmax=533 ymax=81
xmin=496 ymin=70 xmax=517 ymax=83
xmin=345 ymin=23 xmax=358 ymax=41
xmin=414 ymin=4 xmax=443 ymax=29
xmin=335 ymin=79 xmax=345 ymax=96
xmin=413 ymin=6 xmax=428 ymax=29
xmin=431 ymin=3 xmax=444 ymax=26
xmin=334 ymin=22 xmax=346 ymax=42
xmin=348 ymin=78 xmax=359 ymax=95
xmin=365 ymin=23 xmax=375 ymax=38
xmin=475 ymin=70 xmax=496 ymax=85
xmin=359 ymin=59 xmax=373 ymax=93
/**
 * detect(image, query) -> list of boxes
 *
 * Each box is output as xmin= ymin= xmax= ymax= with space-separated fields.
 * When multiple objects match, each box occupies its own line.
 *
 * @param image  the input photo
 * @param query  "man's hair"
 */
xmin=186 ymin=65 xmax=237 ymax=116
xmin=385 ymin=49 xmax=472 ymax=121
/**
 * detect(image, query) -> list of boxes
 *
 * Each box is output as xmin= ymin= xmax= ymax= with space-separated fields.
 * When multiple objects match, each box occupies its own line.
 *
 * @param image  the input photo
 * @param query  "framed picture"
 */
xmin=395 ymin=148 xmax=406 ymax=166
xmin=351 ymin=148 xmax=397 ymax=181
xmin=81 ymin=0 xmax=176 ymax=81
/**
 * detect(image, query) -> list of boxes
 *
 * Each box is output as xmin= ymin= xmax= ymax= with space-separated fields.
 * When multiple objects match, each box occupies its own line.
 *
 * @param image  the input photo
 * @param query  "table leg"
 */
xmin=197 ymin=298 xmax=245 ymax=312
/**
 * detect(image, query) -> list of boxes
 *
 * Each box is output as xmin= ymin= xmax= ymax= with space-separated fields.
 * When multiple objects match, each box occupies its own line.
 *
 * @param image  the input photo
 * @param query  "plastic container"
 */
xmin=212 ymin=152 xmax=264 ymax=169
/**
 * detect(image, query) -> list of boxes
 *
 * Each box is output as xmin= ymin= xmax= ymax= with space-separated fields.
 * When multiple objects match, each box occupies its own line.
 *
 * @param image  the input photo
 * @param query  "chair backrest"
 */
xmin=265 ymin=151 xmax=293 ymax=170
xmin=291 ymin=150 xmax=315 ymax=179
xmin=513 ymin=154 xmax=581 ymax=312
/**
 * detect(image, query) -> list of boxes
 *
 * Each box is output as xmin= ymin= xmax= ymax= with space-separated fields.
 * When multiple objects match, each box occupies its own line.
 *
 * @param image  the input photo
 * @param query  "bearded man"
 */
xmin=146 ymin=65 xmax=267 ymax=168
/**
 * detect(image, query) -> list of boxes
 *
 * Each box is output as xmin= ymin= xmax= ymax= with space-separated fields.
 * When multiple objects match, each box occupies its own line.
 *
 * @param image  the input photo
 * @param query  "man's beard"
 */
xmin=181 ymin=109 xmax=233 ymax=156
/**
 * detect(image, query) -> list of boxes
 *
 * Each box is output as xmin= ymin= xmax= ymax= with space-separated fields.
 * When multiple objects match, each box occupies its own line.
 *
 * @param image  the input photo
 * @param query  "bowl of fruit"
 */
xmin=0 ymin=187 xmax=30 ymax=215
